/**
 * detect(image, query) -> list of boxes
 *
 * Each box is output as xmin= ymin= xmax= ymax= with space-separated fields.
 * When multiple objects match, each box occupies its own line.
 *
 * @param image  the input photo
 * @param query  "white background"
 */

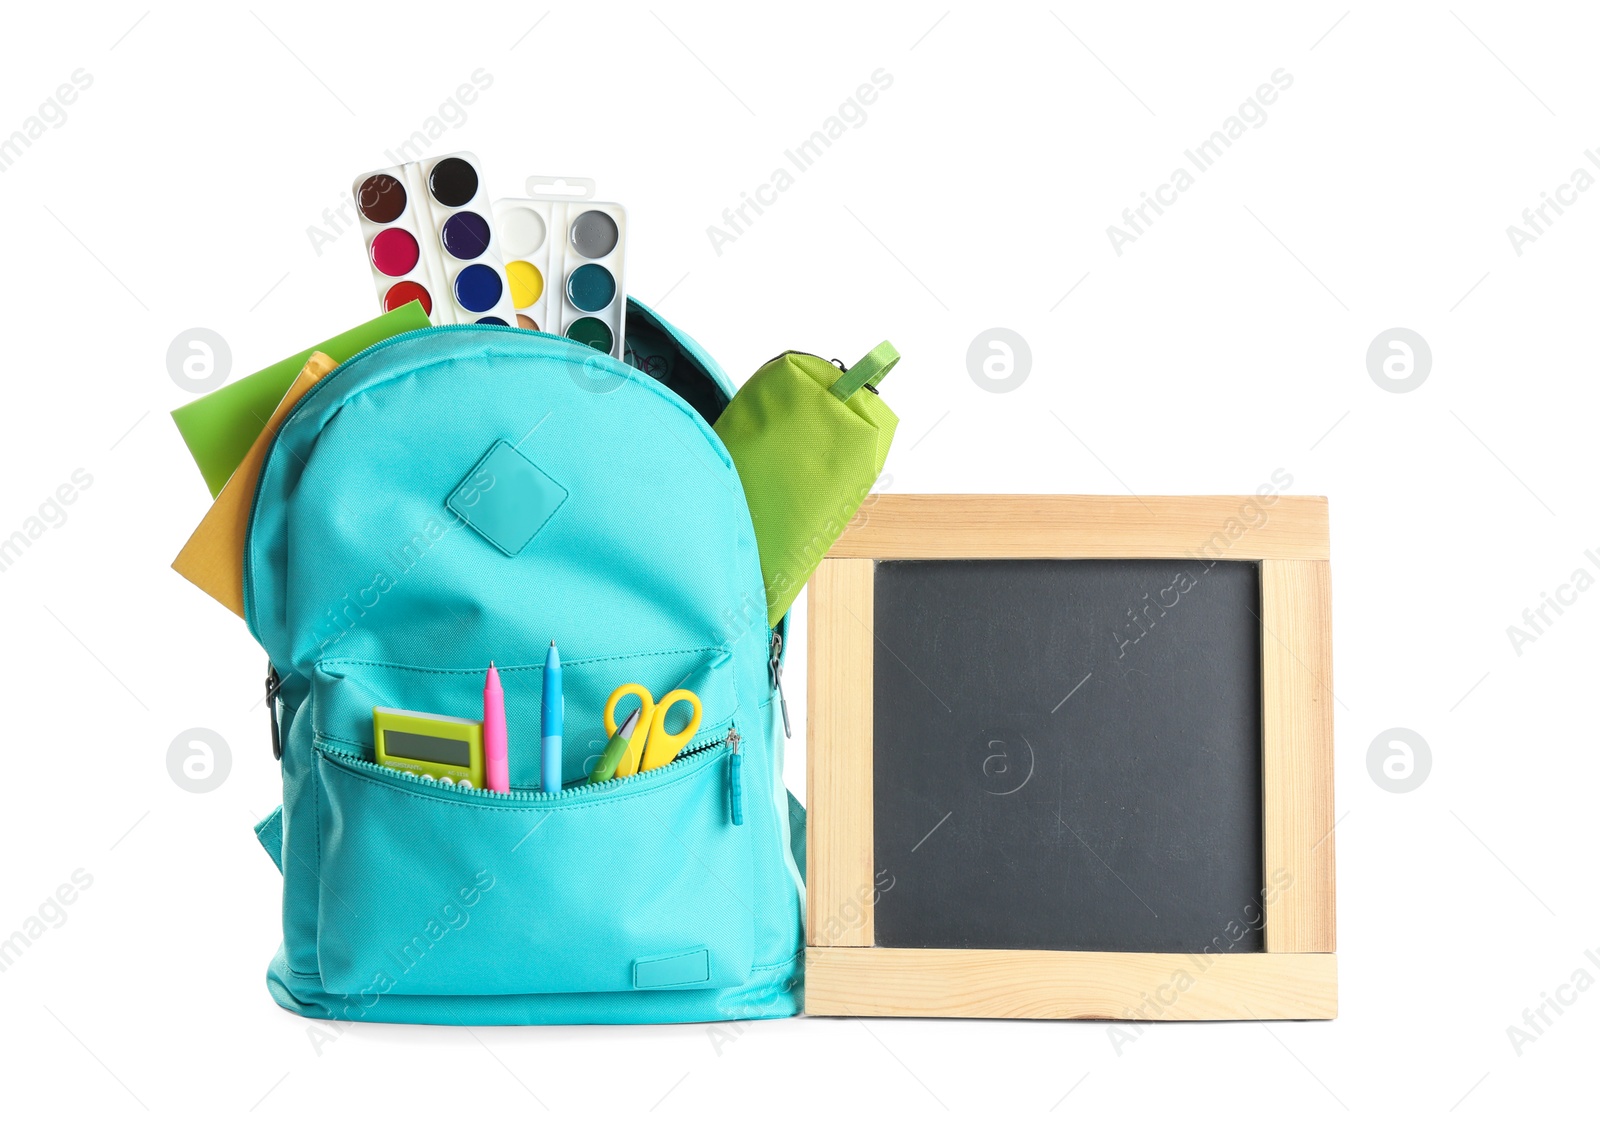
xmin=0 ymin=1 xmax=1593 ymax=1117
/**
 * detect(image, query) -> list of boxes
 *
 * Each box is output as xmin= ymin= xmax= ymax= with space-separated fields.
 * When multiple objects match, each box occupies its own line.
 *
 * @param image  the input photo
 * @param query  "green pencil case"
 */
xmin=713 ymin=343 xmax=899 ymax=626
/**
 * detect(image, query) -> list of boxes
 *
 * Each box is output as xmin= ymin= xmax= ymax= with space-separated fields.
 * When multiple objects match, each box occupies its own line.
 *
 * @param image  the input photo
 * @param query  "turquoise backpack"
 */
xmin=246 ymin=302 xmax=805 ymax=1024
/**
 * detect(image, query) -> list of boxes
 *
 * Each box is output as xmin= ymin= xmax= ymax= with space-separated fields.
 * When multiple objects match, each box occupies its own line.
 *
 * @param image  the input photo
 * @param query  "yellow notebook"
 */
xmin=173 ymin=351 xmax=337 ymax=617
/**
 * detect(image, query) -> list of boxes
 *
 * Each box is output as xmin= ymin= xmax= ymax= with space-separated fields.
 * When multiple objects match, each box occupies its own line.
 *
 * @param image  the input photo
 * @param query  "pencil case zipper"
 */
xmin=760 ymin=350 xmax=880 ymax=394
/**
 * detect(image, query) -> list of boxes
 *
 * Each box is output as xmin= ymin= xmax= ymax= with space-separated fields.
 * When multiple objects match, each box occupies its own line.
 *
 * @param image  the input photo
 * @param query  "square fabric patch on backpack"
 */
xmin=446 ymin=439 xmax=568 ymax=556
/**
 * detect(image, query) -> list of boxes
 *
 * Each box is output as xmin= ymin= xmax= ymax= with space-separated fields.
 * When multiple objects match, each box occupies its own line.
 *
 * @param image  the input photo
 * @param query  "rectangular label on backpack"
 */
xmin=634 ymin=948 xmax=711 ymax=989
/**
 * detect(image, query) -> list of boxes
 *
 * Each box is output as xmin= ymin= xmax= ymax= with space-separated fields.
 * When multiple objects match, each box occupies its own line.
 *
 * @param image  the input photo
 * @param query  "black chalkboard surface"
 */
xmin=872 ymin=559 xmax=1265 ymax=954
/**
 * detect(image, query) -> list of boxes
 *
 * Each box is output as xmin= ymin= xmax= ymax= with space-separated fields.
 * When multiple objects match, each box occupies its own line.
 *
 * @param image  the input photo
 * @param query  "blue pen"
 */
xmin=542 ymin=640 xmax=563 ymax=793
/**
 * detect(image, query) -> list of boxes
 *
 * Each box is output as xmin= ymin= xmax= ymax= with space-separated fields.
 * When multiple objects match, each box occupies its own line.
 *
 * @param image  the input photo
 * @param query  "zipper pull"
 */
xmin=726 ymin=728 xmax=744 ymax=826
xmin=265 ymin=664 xmax=285 ymax=761
xmin=769 ymin=633 xmax=791 ymax=739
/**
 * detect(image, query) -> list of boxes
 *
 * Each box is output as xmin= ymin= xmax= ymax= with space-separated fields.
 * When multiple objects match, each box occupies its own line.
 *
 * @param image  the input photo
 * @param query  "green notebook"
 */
xmin=171 ymin=302 xmax=430 ymax=497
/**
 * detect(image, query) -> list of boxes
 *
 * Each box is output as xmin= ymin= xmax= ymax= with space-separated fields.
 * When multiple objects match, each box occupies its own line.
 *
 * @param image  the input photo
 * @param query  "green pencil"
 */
xmin=589 ymin=709 xmax=640 ymax=783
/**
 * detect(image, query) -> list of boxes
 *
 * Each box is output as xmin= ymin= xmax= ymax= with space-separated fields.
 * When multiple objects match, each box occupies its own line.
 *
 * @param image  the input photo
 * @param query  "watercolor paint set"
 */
xmin=351 ymin=151 xmax=517 ymax=326
xmin=494 ymin=178 xmax=628 ymax=358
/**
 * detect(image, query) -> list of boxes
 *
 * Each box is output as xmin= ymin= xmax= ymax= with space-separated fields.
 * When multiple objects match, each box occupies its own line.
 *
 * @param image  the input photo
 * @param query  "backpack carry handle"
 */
xmin=829 ymin=341 xmax=899 ymax=401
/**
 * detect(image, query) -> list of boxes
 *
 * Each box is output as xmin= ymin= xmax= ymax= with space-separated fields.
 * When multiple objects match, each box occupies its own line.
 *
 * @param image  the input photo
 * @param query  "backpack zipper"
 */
xmin=320 ymin=726 xmax=742 ymax=820
xmin=726 ymin=726 xmax=744 ymax=826
xmin=768 ymin=631 xmax=791 ymax=738
xmin=265 ymin=663 xmax=285 ymax=760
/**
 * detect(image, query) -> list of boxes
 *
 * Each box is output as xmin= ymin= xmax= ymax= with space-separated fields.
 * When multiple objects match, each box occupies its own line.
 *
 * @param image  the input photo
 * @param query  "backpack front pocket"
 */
xmin=307 ymin=646 xmax=752 ymax=998
xmin=314 ymin=736 xmax=751 ymax=997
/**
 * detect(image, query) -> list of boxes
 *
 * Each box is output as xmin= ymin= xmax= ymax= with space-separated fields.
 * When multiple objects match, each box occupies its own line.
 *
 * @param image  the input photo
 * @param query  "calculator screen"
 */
xmin=384 ymin=729 xmax=471 ymax=767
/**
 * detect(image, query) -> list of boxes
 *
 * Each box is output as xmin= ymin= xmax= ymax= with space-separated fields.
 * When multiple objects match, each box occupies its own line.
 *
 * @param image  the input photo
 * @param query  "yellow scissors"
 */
xmin=603 ymin=683 xmax=703 ymax=777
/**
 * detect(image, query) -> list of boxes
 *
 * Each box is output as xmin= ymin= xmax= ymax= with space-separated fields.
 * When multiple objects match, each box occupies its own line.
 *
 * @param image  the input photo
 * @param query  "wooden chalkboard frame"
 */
xmin=805 ymin=495 xmax=1336 ymax=1020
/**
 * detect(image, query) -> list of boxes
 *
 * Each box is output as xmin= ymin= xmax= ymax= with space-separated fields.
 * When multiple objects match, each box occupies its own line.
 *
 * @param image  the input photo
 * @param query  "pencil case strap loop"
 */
xmin=829 ymin=341 xmax=899 ymax=401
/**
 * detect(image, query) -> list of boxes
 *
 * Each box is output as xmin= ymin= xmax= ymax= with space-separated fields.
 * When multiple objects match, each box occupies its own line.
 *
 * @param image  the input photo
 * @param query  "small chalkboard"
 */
xmin=873 ymin=557 xmax=1265 ymax=954
xmin=805 ymin=496 xmax=1336 ymax=1021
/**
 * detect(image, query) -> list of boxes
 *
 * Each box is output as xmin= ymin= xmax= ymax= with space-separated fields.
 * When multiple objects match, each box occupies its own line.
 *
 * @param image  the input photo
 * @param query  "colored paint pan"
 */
xmin=441 ymin=211 xmax=492 ymax=260
xmin=566 ymin=316 xmax=613 ymax=353
xmin=371 ymin=228 xmax=419 ymax=276
xmin=429 ymin=157 xmax=479 ymax=208
xmin=507 ymin=260 xmax=544 ymax=309
xmin=384 ymin=280 xmax=431 ymax=315
xmin=356 ymin=174 xmax=406 ymax=223
xmin=500 ymin=207 xmax=546 ymax=257
xmin=569 ymin=210 xmax=619 ymax=258
xmin=454 ymin=263 xmax=504 ymax=314
xmin=567 ymin=263 xmax=615 ymax=312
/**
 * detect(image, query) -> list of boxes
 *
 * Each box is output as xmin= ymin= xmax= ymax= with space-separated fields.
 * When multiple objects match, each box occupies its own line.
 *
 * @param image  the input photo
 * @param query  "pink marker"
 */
xmin=483 ymin=662 xmax=509 ymax=793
